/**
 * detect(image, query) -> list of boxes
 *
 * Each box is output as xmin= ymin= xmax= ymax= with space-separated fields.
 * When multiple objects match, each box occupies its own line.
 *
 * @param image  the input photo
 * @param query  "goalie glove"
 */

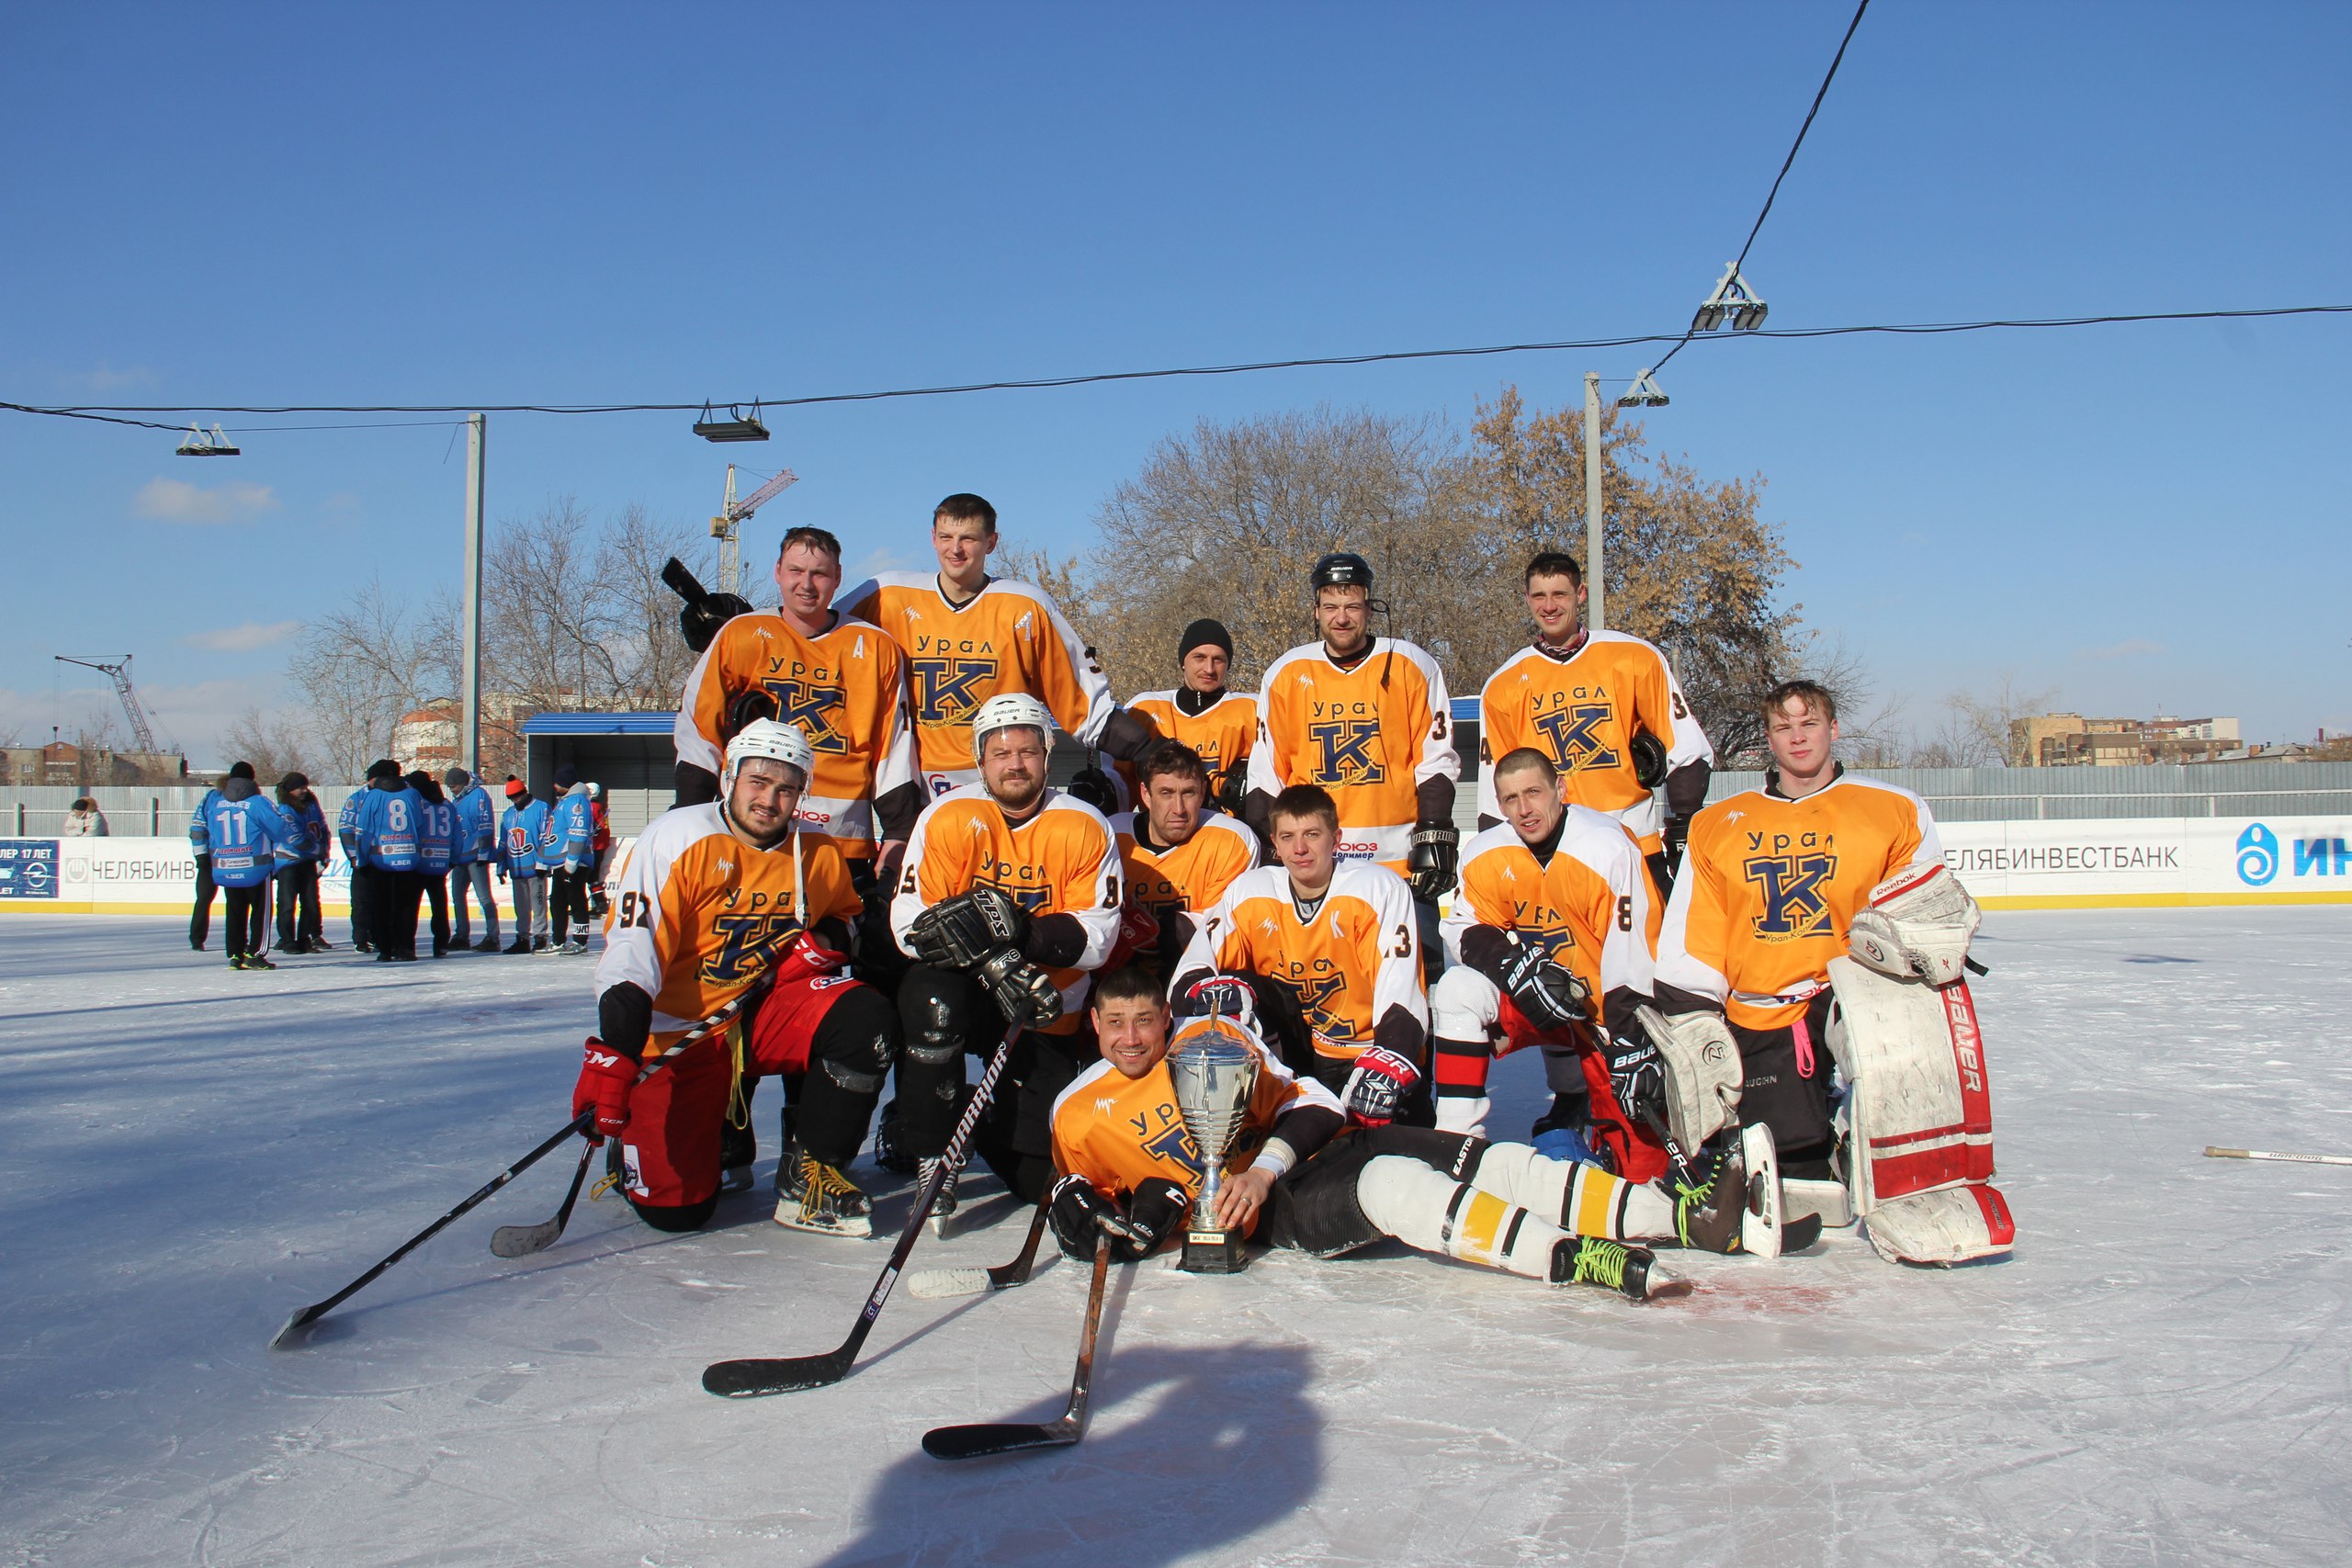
xmin=1599 ymin=1030 xmax=1668 ymax=1131
xmin=1340 ymin=1045 xmax=1420 ymax=1129
xmin=1497 ymin=931 xmax=1590 ymax=1033
xmin=1407 ymin=823 xmax=1460 ymax=903
xmin=1177 ymin=973 xmax=1257 ymax=1030
xmin=975 ymin=947 xmax=1064 ymax=1030
xmin=907 ymin=886 xmax=1029 ymax=971
xmin=1847 ymin=863 xmax=1981 ymax=987
xmin=1638 ymin=1005 xmax=1742 ymax=1151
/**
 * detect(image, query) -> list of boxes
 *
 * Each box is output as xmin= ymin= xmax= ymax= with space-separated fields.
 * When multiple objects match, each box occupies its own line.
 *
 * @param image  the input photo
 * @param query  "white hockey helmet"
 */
xmin=723 ymin=717 xmax=815 ymax=792
xmin=969 ymin=692 xmax=1054 ymax=764
xmin=585 ymin=781 xmax=603 ymax=799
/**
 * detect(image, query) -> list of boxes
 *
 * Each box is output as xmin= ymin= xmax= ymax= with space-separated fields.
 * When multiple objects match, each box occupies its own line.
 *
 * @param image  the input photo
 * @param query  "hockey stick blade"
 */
xmin=908 ymin=1203 xmax=1052 ymax=1299
xmin=704 ymin=1348 xmax=853 ymax=1398
xmin=490 ymin=1138 xmax=597 ymax=1258
xmin=2205 ymin=1145 xmax=2352 ymax=1168
xmin=1779 ymin=1213 xmax=1826 ymax=1253
xmin=922 ymin=1417 xmax=1081 ymax=1461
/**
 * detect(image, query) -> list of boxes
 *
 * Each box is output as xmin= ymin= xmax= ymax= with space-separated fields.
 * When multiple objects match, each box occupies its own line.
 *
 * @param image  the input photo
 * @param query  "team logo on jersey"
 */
xmin=762 ymin=675 xmax=851 ymax=754
xmin=976 ymin=865 xmax=1057 ymax=915
xmin=1306 ymin=718 xmax=1385 ymax=784
xmin=1133 ymin=1099 xmax=1203 ymax=1174
xmin=910 ymin=655 xmax=999 ymax=723
xmin=702 ymin=889 xmax=805 ymax=983
xmin=1743 ymin=852 xmax=1837 ymax=940
xmin=1279 ymin=965 xmax=1352 ymax=1042
xmin=1533 ymin=703 xmax=1620 ymax=773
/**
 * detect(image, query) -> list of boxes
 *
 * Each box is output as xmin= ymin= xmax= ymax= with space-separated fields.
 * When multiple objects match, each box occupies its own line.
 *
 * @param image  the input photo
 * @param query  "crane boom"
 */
xmin=727 ymin=468 xmax=799 ymax=523
xmin=54 ymin=655 xmax=158 ymax=752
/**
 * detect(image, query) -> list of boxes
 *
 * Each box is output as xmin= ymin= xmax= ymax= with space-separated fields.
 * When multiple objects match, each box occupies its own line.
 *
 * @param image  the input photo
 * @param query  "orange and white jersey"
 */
xmin=836 ymin=573 xmax=1114 ymax=794
xmin=1050 ymin=1024 xmax=1340 ymax=1227
xmin=1120 ymin=689 xmax=1258 ymax=797
xmin=1109 ymin=808 xmax=1260 ymax=926
xmin=1657 ymin=769 xmax=1945 ymax=1031
xmin=1476 ymin=632 xmax=1712 ymax=849
xmin=1442 ymin=806 xmax=1655 ymax=1006
xmin=672 ymin=611 xmax=916 ymax=856
xmin=1174 ymin=861 xmax=1425 ymax=1064
xmin=1246 ymin=638 xmax=1457 ymax=872
xmin=890 ymin=784 xmax=1121 ymax=1033
xmin=594 ymin=805 xmax=862 ymax=1049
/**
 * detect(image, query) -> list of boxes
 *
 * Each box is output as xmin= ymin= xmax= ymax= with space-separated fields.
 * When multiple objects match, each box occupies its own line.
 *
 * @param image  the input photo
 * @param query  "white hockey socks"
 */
xmin=1357 ymin=1156 xmax=1567 ymax=1280
xmin=1458 ymin=1143 xmax=1648 ymax=1241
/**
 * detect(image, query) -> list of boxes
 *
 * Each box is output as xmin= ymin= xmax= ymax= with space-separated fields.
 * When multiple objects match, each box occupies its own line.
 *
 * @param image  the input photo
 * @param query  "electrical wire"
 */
xmin=3 ymin=304 xmax=2348 ymax=433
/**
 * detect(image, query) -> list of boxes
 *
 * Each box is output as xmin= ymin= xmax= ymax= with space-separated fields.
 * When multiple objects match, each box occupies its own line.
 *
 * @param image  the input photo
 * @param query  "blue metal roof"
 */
xmin=1450 ymin=696 xmax=1479 ymax=724
xmin=518 ymin=711 xmax=680 ymax=736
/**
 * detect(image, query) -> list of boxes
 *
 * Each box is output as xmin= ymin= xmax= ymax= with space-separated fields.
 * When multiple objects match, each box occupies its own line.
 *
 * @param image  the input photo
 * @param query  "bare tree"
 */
xmin=286 ymin=578 xmax=450 ymax=782
xmin=221 ymin=705 xmax=316 ymax=784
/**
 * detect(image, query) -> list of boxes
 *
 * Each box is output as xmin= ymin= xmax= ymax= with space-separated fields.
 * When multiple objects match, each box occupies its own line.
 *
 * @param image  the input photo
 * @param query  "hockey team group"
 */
xmin=546 ymin=488 xmax=2016 ymax=1324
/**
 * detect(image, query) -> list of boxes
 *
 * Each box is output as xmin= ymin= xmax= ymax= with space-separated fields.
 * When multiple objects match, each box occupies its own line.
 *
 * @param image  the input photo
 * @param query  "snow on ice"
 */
xmin=4 ymin=909 xmax=2349 ymax=1566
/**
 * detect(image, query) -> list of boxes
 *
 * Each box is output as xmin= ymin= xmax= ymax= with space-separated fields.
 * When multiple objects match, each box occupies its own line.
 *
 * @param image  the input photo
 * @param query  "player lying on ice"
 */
xmin=1045 ymin=965 xmax=1778 ymax=1303
xmin=572 ymin=719 xmax=903 ymax=1237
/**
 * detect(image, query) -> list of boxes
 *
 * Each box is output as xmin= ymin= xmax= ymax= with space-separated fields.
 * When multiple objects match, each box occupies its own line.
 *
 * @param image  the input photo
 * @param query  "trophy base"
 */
xmin=1179 ymin=1228 xmax=1250 ymax=1274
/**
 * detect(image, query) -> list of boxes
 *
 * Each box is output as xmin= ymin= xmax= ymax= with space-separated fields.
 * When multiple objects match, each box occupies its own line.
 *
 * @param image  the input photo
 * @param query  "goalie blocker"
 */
xmin=1825 ymin=863 xmax=2014 ymax=1266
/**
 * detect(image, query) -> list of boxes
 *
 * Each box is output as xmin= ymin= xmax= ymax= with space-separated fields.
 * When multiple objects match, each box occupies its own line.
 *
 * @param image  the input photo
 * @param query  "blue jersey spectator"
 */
xmin=202 ymin=763 xmax=296 ymax=968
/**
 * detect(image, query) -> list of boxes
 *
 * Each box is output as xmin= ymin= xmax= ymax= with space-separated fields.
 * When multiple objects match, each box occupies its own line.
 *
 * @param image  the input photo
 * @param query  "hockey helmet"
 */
xmin=970 ymin=692 xmax=1055 ymax=763
xmin=723 ymin=717 xmax=815 ymax=792
xmin=1308 ymin=551 xmax=1374 ymax=598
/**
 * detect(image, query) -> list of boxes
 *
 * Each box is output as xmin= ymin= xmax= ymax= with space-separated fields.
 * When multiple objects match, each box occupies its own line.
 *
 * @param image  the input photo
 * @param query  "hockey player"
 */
xmin=200 ymin=761 xmax=300 ymax=970
xmin=888 ymin=693 xmax=1121 ymax=1210
xmin=574 ymin=719 xmax=901 ymax=1235
xmin=1656 ymin=679 xmax=2008 ymax=1262
xmin=1170 ymin=783 xmax=1429 ymax=1124
xmin=1244 ymin=553 xmax=1460 ymax=957
xmin=673 ymin=525 xmax=922 ymax=877
xmin=1431 ymin=747 xmax=1662 ymax=1159
xmin=498 ymin=778 xmax=549 ymax=954
xmin=1476 ymin=551 xmax=1713 ymax=905
xmin=408 ymin=772 xmax=455 ymax=959
xmin=268 ymin=772 xmax=329 ymax=954
xmin=836 ymin=492 xmax=1152 ymax=806
xmin=335 ymin=784 xmax=372 ymax=953
xmin=1120 ymin=619 xmax=1258 ymax=811
xmin=444 ymin=768 xmax=501 ymax=953
xmin=1046 ymin=967 xmax=1746 ymax=1302
xmin=541 ymin=768 xmax=595 ymax=953
xmin=352 ymin=761 xmax=427 ymax=962
xmin=1107 ymin=740 xmax=1260 ymax=979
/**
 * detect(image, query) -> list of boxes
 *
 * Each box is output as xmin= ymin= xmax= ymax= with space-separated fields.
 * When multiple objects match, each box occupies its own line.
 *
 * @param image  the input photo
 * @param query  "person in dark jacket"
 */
xmin=202 ymin=761 xmax=300 ymax=969
xmin=353 ymin=760 xmax=426 ymax=961
xmin=408 ymin=771 xmax=455 ymax=958
xmin=271 ymin=773 xmax=329 ymax=953
xmin=337 ymin=784 xmax=374 ymax=953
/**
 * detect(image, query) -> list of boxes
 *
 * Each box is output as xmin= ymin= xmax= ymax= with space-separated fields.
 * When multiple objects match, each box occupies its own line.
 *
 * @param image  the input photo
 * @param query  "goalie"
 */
xmin=1655 ymin=680 xmax=2013 ymax=1265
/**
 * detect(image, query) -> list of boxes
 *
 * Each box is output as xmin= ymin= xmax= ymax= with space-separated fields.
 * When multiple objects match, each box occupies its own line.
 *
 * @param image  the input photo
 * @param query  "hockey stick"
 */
xmin=907 ymin=1201 xmax=1053 ymax=1299
xmin=271 ymin=981 xmax=767 ymax=1347
xmin=2205 ymin=1145 xmax=2352 ymax=1168
xmin=702 ymin=1025 xmax=1021 ymax=1397
xmin=922 ymin=1230 xmax=1113 ymax=1461
xmin=488 ymin=1138 xmax=598 ymax=1259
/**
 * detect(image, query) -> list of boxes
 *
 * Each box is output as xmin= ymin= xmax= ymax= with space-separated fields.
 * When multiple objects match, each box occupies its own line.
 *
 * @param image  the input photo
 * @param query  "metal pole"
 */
xmin=1583 ymin=371 xmax=1604 ymax=632
xmin=461 ymin=413 xmax=486 ymax=776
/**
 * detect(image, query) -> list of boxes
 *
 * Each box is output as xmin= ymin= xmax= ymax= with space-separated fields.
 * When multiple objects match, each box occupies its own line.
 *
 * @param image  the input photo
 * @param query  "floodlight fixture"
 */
xmin=693 ymin=401 xmax=770 ymax=443
xmin=1691 ymin=261 xmax=1769 ymax=333
xmin=1617 ymin=369 xmax=1670 ymax=409
xmin=176 ymin=422 xmax=241 ymax=457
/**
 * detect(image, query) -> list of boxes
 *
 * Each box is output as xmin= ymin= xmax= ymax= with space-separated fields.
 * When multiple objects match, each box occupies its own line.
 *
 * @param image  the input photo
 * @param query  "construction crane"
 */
xmin=55 ymin=655 xmax=159 ymax=752
xmin=711 ymin=464 xmax=799 ymax=596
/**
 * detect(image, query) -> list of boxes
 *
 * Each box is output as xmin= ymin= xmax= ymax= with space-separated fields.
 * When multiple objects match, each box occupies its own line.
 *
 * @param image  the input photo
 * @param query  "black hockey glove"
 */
xmin=1048 ymin=1173 xmax=1145 ymax=1260
xmin=662 ymin=556 xmax=752 ymax=654
xmin=976 ymin=947 xmax=1065 ymax=1030
xmin=1629 ymin=730 xmax=1669 ymax=791
xmin=1407 ymin=822 xmax=1460 ymax=903
xmin=1121 ymin=1177 xmax=1193 ymax=1260
xmin=907 ymin=886 xmax=1028 ymax=971
xmin=1214 ymin=762 xmax=1250 ymax=815
xmin=1498 ymin=931 xmax=1590 ymax=1032
xmin=722 ymin=687 xmax=778 ymax=742
xmin=1176 ymin=972 xmax=1257 ymax=1028
xmin=1600 ymin=1030 xmax=1668 ymax=1129
xmin=1065 ymin=756 xmax=1120 ymax=817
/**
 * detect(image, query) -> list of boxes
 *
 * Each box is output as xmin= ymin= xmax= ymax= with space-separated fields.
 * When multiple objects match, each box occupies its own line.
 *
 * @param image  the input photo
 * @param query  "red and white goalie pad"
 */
xmin=1826 ymin=953 xmax=2015 ymax=1265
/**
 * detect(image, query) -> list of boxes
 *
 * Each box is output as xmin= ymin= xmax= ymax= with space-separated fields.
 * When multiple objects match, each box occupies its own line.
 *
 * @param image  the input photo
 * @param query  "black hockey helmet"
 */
xmin=1309 ymin=551 xmax=1374 ymax=597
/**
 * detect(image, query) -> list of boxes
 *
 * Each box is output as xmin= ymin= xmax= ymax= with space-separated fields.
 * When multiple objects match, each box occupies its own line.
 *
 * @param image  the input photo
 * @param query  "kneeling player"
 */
xmin=1108 ymin=739 xmax=1260 ymax=978
xmin=1048 ymin=968 xmax=1759 ymax=1301
xmin=573 ymin=721 xmax=900 ymax=1236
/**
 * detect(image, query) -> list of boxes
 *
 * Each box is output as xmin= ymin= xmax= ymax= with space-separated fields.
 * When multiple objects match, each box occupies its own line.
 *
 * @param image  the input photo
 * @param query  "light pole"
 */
xmin=1582 ymin=369 xmax=1669 ymax=635
xmin=461 ymin=412 xmax=486 ymax=776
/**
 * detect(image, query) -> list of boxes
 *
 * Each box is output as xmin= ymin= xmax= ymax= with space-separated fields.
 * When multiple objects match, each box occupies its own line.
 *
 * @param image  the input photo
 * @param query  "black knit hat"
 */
xmin=1178 ymin=618 xmax=1233 ymax=662
xmin=367 ymin=758 xmax=401 ymax=781
xmin=227 ymin=761 xmax=256 ymax=781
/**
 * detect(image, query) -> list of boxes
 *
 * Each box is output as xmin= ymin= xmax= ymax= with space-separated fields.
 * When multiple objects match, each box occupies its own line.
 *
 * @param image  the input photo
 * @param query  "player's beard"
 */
xmin=989 ymin=769 xmax=1046 ymax=818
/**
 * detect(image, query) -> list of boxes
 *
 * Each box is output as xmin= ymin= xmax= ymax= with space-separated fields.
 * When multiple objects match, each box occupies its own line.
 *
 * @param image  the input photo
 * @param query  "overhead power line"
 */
xmin=2 ymin=304 xmax=2347 ymax=434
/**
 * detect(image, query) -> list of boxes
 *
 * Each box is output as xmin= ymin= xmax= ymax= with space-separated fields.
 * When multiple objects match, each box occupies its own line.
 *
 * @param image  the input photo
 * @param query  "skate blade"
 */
xmin=1643 ymin=1273 xmax=1695 ymax=1303
xmin=718 ymin=1166 xmax=756 ymax=1195
xmin=772 ymin=1208 xmax=874 ymax=1239
xmin=1739 ymin=1123 xmax=1784 ymax=1260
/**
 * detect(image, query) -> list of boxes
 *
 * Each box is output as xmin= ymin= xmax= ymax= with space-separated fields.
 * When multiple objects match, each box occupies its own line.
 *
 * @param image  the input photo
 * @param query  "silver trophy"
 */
xmin=1168 ymin=1020 xmax=1261 ymax=1274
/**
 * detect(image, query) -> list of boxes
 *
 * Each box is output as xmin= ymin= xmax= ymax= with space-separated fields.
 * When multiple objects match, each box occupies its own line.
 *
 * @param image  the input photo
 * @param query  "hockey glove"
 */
xmin=976 ymin=947 xmax=1065 ymax=1031
xmin=679 ymin=591 xmax=753 ymax=655
xmin=588 ymin=885 xmax=610 ymax=919
xmin=1600 ymin=1031 xmax=1668 ymax=1131
xmin=907 ymin=886 xmax=1028 ymax=971
xmin=1178 ymin=973 xmax=1257 ymax=1030
xmin=1629 ymin=730 xmax=1669 ymax=791
xmin=1105 ymin=898 xmax=1163 ymax=971
xmin=1498 ymin=931 xmax=1591 ymax=1032
xmin=1064 ymin=760 xmax=1120 ymax=817
xmin=721 ymin=687 xmax=779 ymax=742
xmin=1214 ymin=763 xmax=1250 ymax=816
xmin=1340 ymin=1045 xmax=1421 ymax=1130
xmin=1048 ymin=1173 xmax=1144 ymax=1260
xmin=571 ymin=1038 xmax=638 ymax=1141
xmin=773 ymin=929 xmax=850 ymax=987
xmin=1407 ymin=823 xmax=1460 ymax=903
xmin=1848 ymin=863 xmax=1982 ymax=987
xmin=1121 ymin=1176 xmax=1193 ymax=1259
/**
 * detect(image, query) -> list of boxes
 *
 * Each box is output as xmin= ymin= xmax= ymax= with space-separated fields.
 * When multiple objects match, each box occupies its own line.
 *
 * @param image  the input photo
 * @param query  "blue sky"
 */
xmin=3 ymin=3 xmax=2346 ymax=764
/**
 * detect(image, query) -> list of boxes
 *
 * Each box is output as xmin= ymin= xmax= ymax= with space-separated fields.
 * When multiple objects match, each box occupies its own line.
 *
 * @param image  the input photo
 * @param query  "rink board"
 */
xmin=7 ymin=818 xmax=2350 ymax=914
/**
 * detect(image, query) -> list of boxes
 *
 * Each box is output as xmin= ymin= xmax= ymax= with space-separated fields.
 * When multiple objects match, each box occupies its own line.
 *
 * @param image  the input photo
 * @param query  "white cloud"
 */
xmin=62 ymin=363 xmax=158 ymax=393
xmin=2077 ymin=638 xmax=2165 ymax=661
xmin=132 ymin=476 xmax=280 ymax=525
xmin=185 ymin=620 xmax=302 ymax=653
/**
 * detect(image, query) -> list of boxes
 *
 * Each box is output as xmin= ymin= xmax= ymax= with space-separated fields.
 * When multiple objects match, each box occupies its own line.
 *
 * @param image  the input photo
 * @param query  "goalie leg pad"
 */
xmin=1860 ymin=1182 xmax=2015 ymax=1265
xmin=1826 ymin=956 xmax=1997 ymax=1215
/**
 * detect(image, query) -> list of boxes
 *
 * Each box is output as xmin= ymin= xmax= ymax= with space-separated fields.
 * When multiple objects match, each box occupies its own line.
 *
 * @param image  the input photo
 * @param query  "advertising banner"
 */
xmin=1939 ymin=817 xmax=2352 ymax=908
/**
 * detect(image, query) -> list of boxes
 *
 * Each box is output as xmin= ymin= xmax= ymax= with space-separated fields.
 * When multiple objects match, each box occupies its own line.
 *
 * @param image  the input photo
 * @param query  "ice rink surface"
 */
xmin=4 ymin=908 xmax=2348 ymax=1567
